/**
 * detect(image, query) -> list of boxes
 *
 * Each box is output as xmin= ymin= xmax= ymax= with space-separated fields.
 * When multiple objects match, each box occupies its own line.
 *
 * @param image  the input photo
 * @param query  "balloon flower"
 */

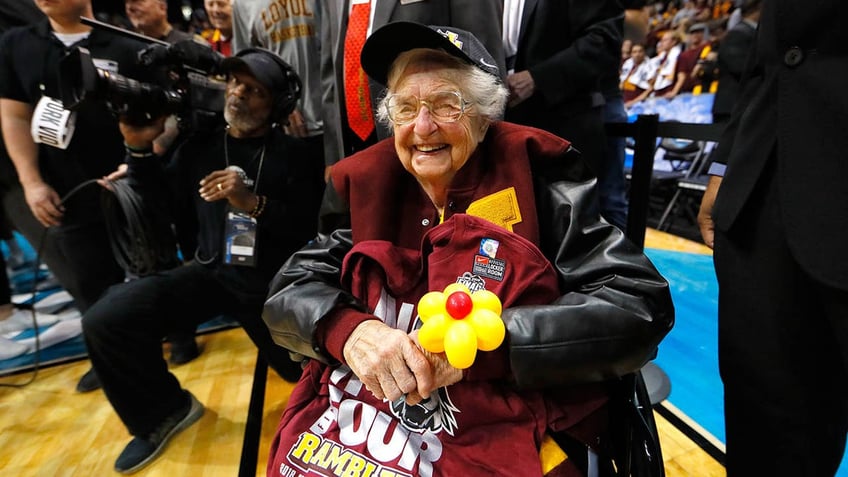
xmin=416 ymin=283 xmax=505 ymax=369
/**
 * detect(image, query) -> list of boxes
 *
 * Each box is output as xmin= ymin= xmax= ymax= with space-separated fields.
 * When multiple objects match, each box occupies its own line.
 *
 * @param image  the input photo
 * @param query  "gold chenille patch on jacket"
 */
xmin=465 ymin=187 xmax=523 ymax=231
xmin=540 ymin=433 xmax=568 ymax=474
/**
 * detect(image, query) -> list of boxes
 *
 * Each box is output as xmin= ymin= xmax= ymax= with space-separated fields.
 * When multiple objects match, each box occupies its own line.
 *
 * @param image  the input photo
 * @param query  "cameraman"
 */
xmin=81 ymin=48 xmax=323 ymax=474
xmin=0 ymin=0 xmax=146 ymax=391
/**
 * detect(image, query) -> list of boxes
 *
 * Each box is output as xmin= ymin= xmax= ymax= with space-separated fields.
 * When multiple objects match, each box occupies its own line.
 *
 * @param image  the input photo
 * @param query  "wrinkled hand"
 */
xmin=697 ymin=175 xmax=722 ymax=249
xmin=23 ymin=180 xmax=63 ymax=227
xmin=507 ymin=70 xmax=536 ymax=108
xmin=199 ymin=168 xmax=257 ymax=211
xmin=343 ymin=320 xmax=433 ymax=402
xmin=405 ymin=330 xmax=463 ymax=404
xmin=284 ymin=109 xmax=308 ymax=138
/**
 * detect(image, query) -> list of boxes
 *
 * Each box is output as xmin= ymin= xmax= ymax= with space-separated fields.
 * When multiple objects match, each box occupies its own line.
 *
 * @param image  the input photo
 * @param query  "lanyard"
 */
xmin=223 ymin=128 xmax=267 ymax=194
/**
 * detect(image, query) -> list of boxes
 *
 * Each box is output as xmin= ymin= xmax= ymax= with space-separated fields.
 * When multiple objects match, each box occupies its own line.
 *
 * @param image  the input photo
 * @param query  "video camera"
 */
xmin=58 ymin=18 xmax=226 ymax=129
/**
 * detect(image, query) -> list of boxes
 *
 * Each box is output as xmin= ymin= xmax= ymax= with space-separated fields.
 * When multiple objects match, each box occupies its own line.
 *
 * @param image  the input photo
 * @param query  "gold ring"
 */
xmin=217 ymin=183 xmax=223 ymax=191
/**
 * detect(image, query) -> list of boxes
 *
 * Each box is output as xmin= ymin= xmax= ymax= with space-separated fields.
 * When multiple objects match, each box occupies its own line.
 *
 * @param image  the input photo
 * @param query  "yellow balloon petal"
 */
xmin=417 ymin=291 xmax=445 ymax=322
xmin=471 ymin=289 xmax=502 ymax=315
xmin=468 ymin=308 xmax=506 ymax=351
xmin=444 ymin=321 xmax=477 ymax=369
xmin=418 ymin=314 xmax=447 ymax=353
xmin=443 ymin=282 xmax=470 ymax=296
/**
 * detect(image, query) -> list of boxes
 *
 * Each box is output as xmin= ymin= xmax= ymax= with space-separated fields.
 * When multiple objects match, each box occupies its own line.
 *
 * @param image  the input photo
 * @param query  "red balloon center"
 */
xmin=445 ymin=291 xmax=473 ymax=319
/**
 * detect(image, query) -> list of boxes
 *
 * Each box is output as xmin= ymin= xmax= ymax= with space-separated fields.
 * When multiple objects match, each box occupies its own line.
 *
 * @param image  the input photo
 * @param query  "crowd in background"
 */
xmin=619 ymin=0 xmax=760 ymax=111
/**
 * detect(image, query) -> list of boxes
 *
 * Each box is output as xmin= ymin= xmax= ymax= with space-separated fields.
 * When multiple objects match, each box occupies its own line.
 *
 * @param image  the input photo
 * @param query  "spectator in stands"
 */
xmin=672 ymin=22 xmax=713 ymax=95
xmin=646 ymin=30 xmax=684 ymax=98
xmin=711 ymin=0 xmax=760 ymax=123
xmin=726 ymin=0 xmax=745 ymax=30
xmin=621 ymin=43 xmax=656 ymax=107
xmin=698 ymin=1 xmax=848 ymax=474
xmin=671 ymin=0 xmax=699 ymax=29
xmin=83 ymin=48 xmax=322 ymax=474
xmin=621 ymin=38 xmax=633 ymax=64
xmin=202 ymin=0 xmax=231 ymax=56
xmin=692 ymin=0 xmax=713 ymax=22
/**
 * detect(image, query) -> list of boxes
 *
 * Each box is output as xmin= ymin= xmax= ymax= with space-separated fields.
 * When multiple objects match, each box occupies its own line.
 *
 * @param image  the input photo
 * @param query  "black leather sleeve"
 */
xmin=505 ymin=164 xmax=674 ymax=389
xmin=262 ymin=182 xmax=365 ymax=362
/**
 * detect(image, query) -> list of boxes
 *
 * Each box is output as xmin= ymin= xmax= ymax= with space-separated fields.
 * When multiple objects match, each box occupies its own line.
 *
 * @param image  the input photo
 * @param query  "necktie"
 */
xmin=344 ymin=1 xmax=374 ymax=141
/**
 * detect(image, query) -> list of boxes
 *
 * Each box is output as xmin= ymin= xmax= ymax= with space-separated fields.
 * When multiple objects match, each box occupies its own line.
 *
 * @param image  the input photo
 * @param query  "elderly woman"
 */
xmin=263 ymin=22 xmax=673 ymax=477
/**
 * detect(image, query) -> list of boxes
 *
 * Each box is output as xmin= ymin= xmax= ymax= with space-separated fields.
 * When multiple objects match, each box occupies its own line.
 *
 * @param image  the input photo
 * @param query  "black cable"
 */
xmin=101 ymin=177 xmax=177 ymax=277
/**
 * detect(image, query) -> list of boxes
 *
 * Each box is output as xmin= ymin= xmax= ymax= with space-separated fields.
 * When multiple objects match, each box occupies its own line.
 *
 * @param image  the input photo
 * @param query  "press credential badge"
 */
xmin=223 ymin=208 xmax=257 ymax=267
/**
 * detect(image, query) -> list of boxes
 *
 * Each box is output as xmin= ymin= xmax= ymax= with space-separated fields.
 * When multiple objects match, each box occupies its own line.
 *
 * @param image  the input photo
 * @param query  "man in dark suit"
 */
xmin=698 ymin=1 xmax=848 ymax=474
xmin=503 ymin=0 xmax=623 ymax=222
xmin=320 ymin=0 xmax=505 ymax=166
xmin=710 ymin=0 xmax=760 ymax=123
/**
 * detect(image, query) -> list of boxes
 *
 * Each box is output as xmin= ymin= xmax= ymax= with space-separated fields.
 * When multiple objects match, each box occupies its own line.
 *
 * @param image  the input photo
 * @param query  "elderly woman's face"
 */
xmin=392 ymin=65 xmax=487 ymax=186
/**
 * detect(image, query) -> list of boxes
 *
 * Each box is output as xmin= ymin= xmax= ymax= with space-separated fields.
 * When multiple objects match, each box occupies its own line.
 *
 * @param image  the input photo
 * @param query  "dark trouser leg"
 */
xmin=599 ymin=96 xmax=629 ymax=230
xmin=1 ymin=186 xmax=80 ymax=302
xmin=82 ymin=264 xmax=230 ymax=437
xmin=50 ymin=220 xmax=125 ymax=313
xmin=715 ymin=167 xmax=848 ymax=476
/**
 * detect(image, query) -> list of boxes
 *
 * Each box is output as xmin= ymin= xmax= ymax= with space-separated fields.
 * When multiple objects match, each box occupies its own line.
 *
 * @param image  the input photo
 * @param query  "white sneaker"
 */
xmin=34 ymin=290 xmax=74 ymax=313
xmin=17 ymin=318 xmax=82 ymax=353
xmin=0 ymin=336 xmax=27 ymax=360
xmin=0 ymin=308 xmax=59 ymax=334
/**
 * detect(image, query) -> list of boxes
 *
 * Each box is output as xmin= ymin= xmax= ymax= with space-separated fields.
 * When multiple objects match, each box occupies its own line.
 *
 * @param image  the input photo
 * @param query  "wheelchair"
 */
xmin=550 ymin=369 xmax=665 ymax=477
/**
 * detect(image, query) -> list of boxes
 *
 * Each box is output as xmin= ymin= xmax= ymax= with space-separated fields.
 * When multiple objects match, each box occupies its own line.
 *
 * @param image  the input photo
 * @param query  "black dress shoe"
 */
xmin=168 ymin=338 xmax=200 ymax=366
xmin=271 ymin=355 xmax=304 ymax=383
xmin=76 ymin=367 xmax=102 ymax=393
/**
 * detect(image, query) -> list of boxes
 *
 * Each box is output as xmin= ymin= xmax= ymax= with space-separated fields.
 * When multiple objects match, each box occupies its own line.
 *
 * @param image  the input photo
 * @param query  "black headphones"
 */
xmin=231 ymin=47 xmax=302 ymax=123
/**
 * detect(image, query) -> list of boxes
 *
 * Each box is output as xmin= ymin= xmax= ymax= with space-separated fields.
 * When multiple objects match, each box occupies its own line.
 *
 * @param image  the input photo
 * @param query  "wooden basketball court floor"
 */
xmin=0 ymin=230 xmax=726 ymax=477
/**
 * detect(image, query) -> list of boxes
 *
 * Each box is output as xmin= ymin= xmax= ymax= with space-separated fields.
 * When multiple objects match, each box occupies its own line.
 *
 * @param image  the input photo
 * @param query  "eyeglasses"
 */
xmin=384 ymin=91 xmax=471 ymax=125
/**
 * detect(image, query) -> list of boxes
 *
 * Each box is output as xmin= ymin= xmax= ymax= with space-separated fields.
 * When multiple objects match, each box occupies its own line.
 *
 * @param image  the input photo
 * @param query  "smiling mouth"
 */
xmin=415 ymin=144 xmax=447 ymax=153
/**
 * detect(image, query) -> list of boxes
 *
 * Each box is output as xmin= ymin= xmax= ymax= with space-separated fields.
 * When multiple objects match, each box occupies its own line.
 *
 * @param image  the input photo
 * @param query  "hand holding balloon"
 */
xmin=416 ymin=284 xmax=505 ymax=369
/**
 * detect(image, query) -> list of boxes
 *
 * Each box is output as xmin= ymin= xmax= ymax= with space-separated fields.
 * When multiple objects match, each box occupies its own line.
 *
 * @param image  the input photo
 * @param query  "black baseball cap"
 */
xmin=220 ymin=48 xmax=288 ymax=94
xmin=360 ymin=21 xmax=502 ymax=86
